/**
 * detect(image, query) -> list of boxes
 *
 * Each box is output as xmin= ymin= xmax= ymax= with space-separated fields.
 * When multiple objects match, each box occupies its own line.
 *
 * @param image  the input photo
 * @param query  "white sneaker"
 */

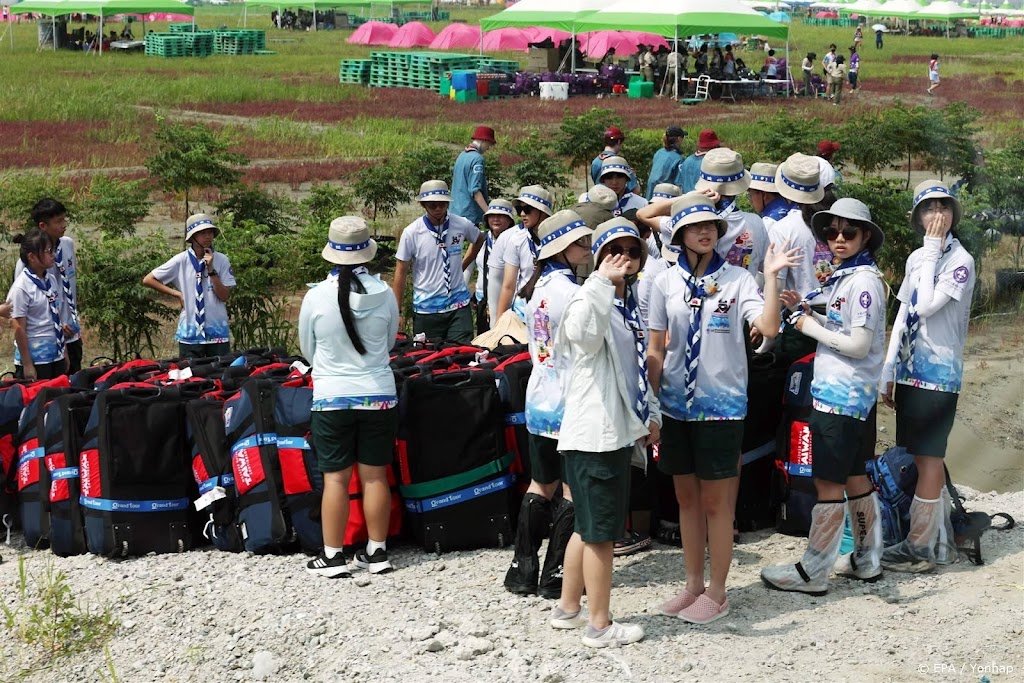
xmin=549 ymin=605 xmax=587 ymax=629
xmin=760 ymin=562 xmax=828 ymax=596
xmin=834 ymin=553 xmax=882 ymax=582
xmin=581 ymin=621 xmax=644 ymax=648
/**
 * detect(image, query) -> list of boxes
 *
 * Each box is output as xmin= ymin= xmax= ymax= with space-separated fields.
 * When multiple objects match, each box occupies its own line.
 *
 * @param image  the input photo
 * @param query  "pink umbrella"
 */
xmin=388 ymin=21 xmax=436 ymax=48
xmin=525 ymin=26 xmax=572 ymax=44
xmin=814 ymin=10 xmax=838 ymax=18
xmin=348 ymin=21 xmax=398 ymax=46
xmin=482 ymin=27 xmax=531 ymax=52
xmin=429 ymin=23 xmax=480 ymax=50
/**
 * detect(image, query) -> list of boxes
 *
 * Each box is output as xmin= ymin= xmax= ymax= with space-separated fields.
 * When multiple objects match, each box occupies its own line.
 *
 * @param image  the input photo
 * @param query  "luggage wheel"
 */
xmin=433 ymin=541 xmax=442 ymax=557
xmin=177 ymin=539 xmax=184 ymax=553
xmin=497 ymin=532 xmax=505 ymax=548
xmin=120 ymin=540 xmax=129 ymax=558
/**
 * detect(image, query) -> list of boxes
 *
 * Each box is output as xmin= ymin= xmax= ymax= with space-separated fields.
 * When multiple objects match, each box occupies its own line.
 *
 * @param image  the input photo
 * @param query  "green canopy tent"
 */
xmin=573 ymin=0 xmax=790 ymax=98
xmin=11 ymin=0 xmax=196 ymax=52
xmin=479 ymin=0 xmax=615 ymax=72
xmin=242 ymin=0 xmax=430 ymax=31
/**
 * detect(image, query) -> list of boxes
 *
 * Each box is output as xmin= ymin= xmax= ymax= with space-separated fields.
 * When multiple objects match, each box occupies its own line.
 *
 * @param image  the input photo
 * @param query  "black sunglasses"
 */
xmin=607 ymin=244 xmax=643 ymax=259
xmin=518 ymin=206 xmax=540 ymax=215
xmin=823 ymin=226 xmax=861 ymax=241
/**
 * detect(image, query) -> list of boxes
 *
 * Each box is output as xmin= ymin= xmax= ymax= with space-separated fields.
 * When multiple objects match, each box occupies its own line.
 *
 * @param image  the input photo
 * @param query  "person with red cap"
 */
xmin=451 ymin=125 xmax=497 ymax=227
xmin=677 ymin=129 xmax=720 ymax=194
xmin=591 ymin=126 xmax=639 ymax=194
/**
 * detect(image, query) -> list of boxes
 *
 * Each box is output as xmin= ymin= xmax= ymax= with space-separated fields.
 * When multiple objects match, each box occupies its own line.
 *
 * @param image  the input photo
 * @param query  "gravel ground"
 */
xmin=2 ymin=487 xmax=1021 ymax=683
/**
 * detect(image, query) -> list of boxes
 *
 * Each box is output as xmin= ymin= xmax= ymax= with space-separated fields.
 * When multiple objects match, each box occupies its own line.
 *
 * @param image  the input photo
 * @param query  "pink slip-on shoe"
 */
xmin=677 ymin=594 xmax=730 ymax=625
xmin=658 ymin=588 xmax=702 ymax=617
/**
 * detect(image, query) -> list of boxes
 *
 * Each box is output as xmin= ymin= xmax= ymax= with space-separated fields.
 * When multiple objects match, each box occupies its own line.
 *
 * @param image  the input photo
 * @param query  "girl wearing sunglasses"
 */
xmin=879 ymin=181 xmax=973 ymax=573
xmin=762 ymin=197 xmax=887 ymax=595
xmin=549 ymin=217 xmax=661 ymax=648
xmin=647 ymin=193 xmax=800 ymax=624
xmin=504 ymin=210 xmax=593 ymax=600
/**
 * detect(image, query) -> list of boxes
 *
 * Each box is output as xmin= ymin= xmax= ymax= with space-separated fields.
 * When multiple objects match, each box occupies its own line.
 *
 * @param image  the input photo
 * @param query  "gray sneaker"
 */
xmin=549 ymin=605 xmax=587 ymax=629
xmin=581 ymin=621 xmax=644 ymax=648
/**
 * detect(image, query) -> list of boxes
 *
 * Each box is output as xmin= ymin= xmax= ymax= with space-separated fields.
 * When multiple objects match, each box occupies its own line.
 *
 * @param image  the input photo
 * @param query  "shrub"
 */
xmin=300 ymin=183 xmax=355 ymax=228
xmin=836 ymin=178 xmax=913 ymax=290
xmin=0 ymin=172 xmax=75 ymax=237
xmin=81 ymin=175 xmax=152 ymax=239
xmin=215 ymin=184 xmax=294 ymax=235
xmin=508 ymin=131 xmax=570 ymax=193
xmin=350 ymin=162 xmax=408 ymax=223
xmin=755 ymin=110 xmax=826 ymax=164
xmin=397 ymin=145 xmax=455 ymax=196
xmin=77 ymin=235 xmax=177 ymax=360
xmin=620 ymin=130 xmax=663 ymax=195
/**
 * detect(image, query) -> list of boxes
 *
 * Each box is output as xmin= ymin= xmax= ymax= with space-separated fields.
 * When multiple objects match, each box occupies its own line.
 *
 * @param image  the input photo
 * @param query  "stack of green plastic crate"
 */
xmin=144 ymin=33 xmax=186 ymax=58
xmin=474 ymin=57 xmax=519 ymax=75
xmin=168 ymin=23 xmax=196 ymax=33
xmin=181 ymin=31 xmax=214 ymax=57
xmin=212 ymin=30 xmax=266 ymax=55
xmin=339 ymin=58 xmax=372 ymax=85
xmin=367 ymin=51 xmax=478 ymax=90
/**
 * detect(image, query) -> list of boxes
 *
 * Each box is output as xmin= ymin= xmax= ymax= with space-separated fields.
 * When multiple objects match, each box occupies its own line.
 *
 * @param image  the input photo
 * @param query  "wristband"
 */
xmin=208 ymin=269 xmax=219 ymax=277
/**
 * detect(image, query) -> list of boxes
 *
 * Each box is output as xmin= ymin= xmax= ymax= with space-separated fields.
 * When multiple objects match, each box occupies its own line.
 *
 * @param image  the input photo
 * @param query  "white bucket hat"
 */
xmin=513 ymin=185 xmax=555 ymax=216
xmin=651 ymin=183 xmax=682 ymax=201
xmin=811 ymin=198 xmax=885 ymax=253
xmin=911 ymin=179 xmax=962 ymax=234
xmin=322 ymin=216 xmax=378 ymax=265
xmin=669 ymin=193 xmax=728 ymax=245
xmin=748 ymin=163 xmax=779 ymax=193
xmin=483 ymin=198 xmax=516 ymax=223
xmin=598 ymin=155 xmax=632 ymax=181
xmin=537 ymin=210 xmax=593 ymax=260
xmin=776 ymin=153 xmax=825 ymax=204
xmin=418 ymin=180 xmax=451 ymax=203
xmin=591 ymin=217 xmax=647 ymax=271
xmin=586 ymin=184 xmax=618 ymax=211
xmin=185 ymin=213 xmax=220 ymax=242
xmin=659 ymin=219 xmax=677 ymax=263
xmin=695 ymin=148 xmax=752 ymax=196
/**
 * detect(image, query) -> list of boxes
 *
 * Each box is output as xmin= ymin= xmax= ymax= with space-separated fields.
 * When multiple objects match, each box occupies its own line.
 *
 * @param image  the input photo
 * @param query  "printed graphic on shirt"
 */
xmin=525 ymin=273 xmax=578 ymax=438
xmin=725 ymin=232 xmax=754 ymax=270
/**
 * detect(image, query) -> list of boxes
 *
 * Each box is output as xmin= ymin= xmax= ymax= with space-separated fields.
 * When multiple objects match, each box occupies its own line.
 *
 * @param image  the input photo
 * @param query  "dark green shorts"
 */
xmin=413 ymin=306 xmax=474 ymax=344
xmin=561 ymin=448 xmax=631 ymax=543
xmin=895 ymin=384 xmax=958 ymax=458
xmin=528 ymin=433 xmax=562 ymax=485
xmin=810 ymin=407 xmax=876 ymax=484
xmin=311 ymin=408 xmax=398 ymax=473
xmin=657 ymin=416 xmax=744 ymax=480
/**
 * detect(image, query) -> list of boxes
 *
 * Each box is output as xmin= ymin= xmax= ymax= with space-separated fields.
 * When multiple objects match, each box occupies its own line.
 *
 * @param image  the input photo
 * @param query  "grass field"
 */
xmin=2 ymin=5 xmax=1023 ymax=181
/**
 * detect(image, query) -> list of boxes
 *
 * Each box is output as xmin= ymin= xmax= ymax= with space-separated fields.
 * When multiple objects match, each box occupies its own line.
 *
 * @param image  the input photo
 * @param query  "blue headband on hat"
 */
xmin=600 ymin=164 xmax=631 ymax=177
xmin=518 ymin=192 xmax=553 ymax=211
xmin=914 ymin=185 xmax=952 ymax=206
xmin=540 ymin=220 xmax=587 ymax=248
xmin=187 ymin=218 xmax=215 ymax=236
xmin=700 ymin=170 xmax=745 ymax=183
xmin=486 ymin=204 xmax=515 ymax=217
xmin=672 ymin=203 xmax=718 ymax=228
xmin=750 ymin=174 xmax=775 ymax=184
xmin=592 ymin=224 xmax=639 ymax=255
xmin=653 ymin=192 xmax=678 ymax=200
xmin=780 ymin=171 xmax=819 ymax=193
xmin=419 ymin=189 xmax=450 ymax=200
xmin=327 ymin=238 xmax=371 ymax=252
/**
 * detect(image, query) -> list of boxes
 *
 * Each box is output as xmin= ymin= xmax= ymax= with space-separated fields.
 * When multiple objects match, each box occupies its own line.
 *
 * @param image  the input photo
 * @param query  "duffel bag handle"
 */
xmin=429 ymin=370 xmax=478 ymax=386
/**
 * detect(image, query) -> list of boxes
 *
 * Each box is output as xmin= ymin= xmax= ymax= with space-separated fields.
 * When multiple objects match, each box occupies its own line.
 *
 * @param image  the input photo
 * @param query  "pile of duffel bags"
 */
xmin=0 ymin=340 xmax=535 ymax=559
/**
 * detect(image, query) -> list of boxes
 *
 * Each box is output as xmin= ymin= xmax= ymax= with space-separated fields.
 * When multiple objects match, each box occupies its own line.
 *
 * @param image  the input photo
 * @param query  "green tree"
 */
xmin=145 ymin=116 xmax=248 ymax=214
xmin=923 ymin=102 xmax=981 ymax=182
xmin=883 ymin=102 xmax=941 ymax=190
xmin=621 ymin=131 xmax=663 ymax=195
xmin=397 ymin=145 xmax=455 ymax=196
xmin=351 ymin=162 xmax=409 ymax=224
xmin=755 ymin=110 xmax=826 ymax=164
xmin=81 ymin=175 xmax=152 ymax=238
xmin=555 ymin=107 xmax=621 ymax=187
xmin=508 ymin=131 xmax=570 ymax=193
xmin=837 ymin=110 xmax=901 ymax=180
xmin=300 ymin=183 xmax=355 ymax=228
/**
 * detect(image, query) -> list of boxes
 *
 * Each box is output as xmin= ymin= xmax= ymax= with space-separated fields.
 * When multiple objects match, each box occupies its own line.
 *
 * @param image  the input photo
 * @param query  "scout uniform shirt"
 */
xmin=7 ymin=269 xmax=65 ymax=365
xmin=14 ymin=235 xmax=80 ymax=344
xmin=895 ymin=236 xmax=974 ymax=393
xmin=451 ymin=146 xmax=488 ymax=226
xmin=810 ymin=267 xmax=886 ymax=420
xmin=648 ymin=262 xmax=764 ymax=421
xmin=151 ymin=249 xmax=236 ymax=345
xmin=396 ymin=213 xmax=480 ymax=314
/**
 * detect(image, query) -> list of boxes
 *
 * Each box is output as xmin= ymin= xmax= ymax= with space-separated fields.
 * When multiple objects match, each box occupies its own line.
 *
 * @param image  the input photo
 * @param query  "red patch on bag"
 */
xmin=16 ymin=438 xmax=41 ymax=491
xmin=46 ymin=452 xmax=69 ymax=503
xmin=231 ymin=443 xmax=266 ymax=495
xmin=192 ymin=454 xmax=210 ymax=485
xmin=79 ymin=448 xmax=101 ymax=498
xmin=278 ymin=444 xmax=312 ymax=496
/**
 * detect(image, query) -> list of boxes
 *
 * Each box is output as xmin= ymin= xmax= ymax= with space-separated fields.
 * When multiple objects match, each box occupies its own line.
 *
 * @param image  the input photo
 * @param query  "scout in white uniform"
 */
xmin=761 ymin=198 xmax=888 ymax=596
xmin=879 ymin=181 xmax=975 ymax=573
xmin=648 ymin=193 xmax=799 ymax=624
xmin=495 ymin=186 xmax=554 ymax=322
xmin=7 ymin=229 xmax=66 ymax=379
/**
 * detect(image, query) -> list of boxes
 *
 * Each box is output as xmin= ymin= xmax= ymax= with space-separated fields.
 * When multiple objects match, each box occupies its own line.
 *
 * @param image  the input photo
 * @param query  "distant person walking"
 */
xmin=875 ymin=28 xmax=884 ymax=49
xmin=927 ymin=53 xmax=941 ymax=95
xmin=848 ymin=46 xmax=860 ymax=92
xmin=821 ymin=44 xmax=837 ymax=98
xmin=451 ymin=126 xmax=497 ymax=227
xmin=827 ymin=55 xmax=847 ymax=105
